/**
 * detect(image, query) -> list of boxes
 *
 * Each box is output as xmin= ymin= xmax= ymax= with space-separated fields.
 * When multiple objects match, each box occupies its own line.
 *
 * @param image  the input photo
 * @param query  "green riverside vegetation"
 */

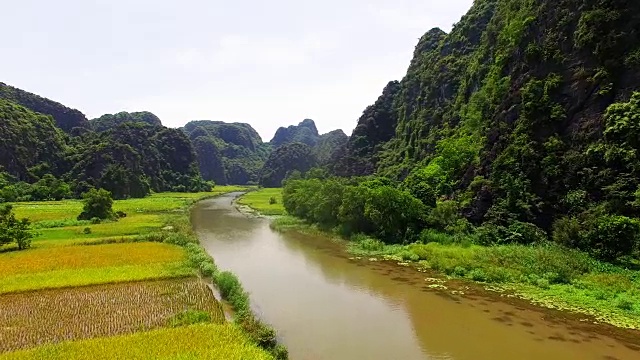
xmin=238 ymin=184 xmax=640 ymax=330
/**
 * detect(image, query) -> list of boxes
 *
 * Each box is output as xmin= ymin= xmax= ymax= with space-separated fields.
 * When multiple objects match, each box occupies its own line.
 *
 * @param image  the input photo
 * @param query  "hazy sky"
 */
xmin=3 ymin=0 xmax=473 ymax=140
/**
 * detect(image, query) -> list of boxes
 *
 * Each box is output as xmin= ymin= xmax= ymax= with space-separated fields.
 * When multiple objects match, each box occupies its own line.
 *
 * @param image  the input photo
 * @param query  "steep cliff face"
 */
xmin=270 ymin=119 xmax=320 ymax=147
xmin=0 ymin=82 xmax=89 ymax=133
xmin=331 ymin=81 xmax=400 ymax=177
xmin=334 ymin=0 xmax=640 ymax=229
xmin=182 ymin=121 xmax=269 ymax=185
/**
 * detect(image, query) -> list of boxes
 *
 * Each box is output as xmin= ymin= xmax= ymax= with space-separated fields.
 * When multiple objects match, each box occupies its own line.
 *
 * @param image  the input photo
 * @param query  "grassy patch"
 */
xmin=0 ymin=242 xmax=192 ymax=293
xmin=348 ymin=236 xmax=640 ymax=329
xmin=237 ymin=188 xmax=285 ymax=216
xmin=0 ymin=278 xmax=224 ymax=353
xmin=272 ymin=218 xmax=640 ymax=330
xmin=0 ymin=324 xmax=273 ymax=360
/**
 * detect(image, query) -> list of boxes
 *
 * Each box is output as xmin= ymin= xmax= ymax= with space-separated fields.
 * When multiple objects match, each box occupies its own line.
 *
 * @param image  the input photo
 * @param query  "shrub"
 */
xmin=453 ymin=266 xmax=468 ymax=277
xmin=215 ymin=271 xmax=245 ymax=307
xmin=615 ymin=296 xmax=634 ymax=311
xmin=78 ymin=189 xmax=115 ymax=221
xmin=552 ymin=216 xmax=583 ymax=248
xmin=474 ymin=224 xmax=509 ymax=245
xmin=353 ymin=235 xmax=385 ymax=252
xmin=505 ymin=221 xmax=547 ymax=244
xmin=536 ymin=278 xmax=551 ymax=289
xmin=468 ymin=268 xmax=488 ymax=282
xmin=585 ymin=215 xmax=640 ymax=261
xmin=427 ymin=200 xmax=463 ymax=232
xmin=419 ymin=229 xmax=456 ymax=245
xmin=269 ymin=196 xmax=277 ymax=205
xmin=83 ymin=227 xmax=92 ymax=234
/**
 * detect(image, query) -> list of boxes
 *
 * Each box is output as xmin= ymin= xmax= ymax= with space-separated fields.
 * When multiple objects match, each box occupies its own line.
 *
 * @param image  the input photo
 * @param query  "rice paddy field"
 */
xmin=0 ymin=324 xmax=273 ymax=360
xmin=0 ymin=279 xmax=224 ymax=352
xmin=236 ymin=188 xmax=285 ymax=216
xmin=0 ymin=186 xmax=270 ymax=359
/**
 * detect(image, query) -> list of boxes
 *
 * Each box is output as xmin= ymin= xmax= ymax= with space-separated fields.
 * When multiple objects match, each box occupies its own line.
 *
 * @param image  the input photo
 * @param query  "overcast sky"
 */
xmin=3 ymin=0 xmax=473 ymax=141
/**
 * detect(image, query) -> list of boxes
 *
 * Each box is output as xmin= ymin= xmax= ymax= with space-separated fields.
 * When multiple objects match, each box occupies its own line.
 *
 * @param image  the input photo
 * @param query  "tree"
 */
xmin=78 ymin=188 xmax=114 ymax=220
xmin=0 ymin=205 xmax=33 ymax=250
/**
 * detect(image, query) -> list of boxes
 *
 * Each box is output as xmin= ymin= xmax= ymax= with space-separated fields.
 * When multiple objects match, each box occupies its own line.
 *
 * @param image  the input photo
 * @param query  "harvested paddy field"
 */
xmin=0 ymin=278 xmax=224 ymax=353
xmin=0 ymin=324 xmax=273 ymax=360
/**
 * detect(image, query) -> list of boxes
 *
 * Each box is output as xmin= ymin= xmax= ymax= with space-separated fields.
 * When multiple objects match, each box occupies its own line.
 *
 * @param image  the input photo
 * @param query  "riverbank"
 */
xmin=238 ymin=189 xmax=640 ymax=331
xmin=0 ymin=186 xmax=284 ymax=359
xmin=236 ymin=188 xmax=285 ymax=216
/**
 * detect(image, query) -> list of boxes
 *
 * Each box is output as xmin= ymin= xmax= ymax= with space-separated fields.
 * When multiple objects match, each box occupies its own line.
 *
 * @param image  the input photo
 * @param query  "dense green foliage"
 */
xmin=259 ymin=143 xmax=317 ymax=188
xmin=284 ymin=177 xmax=427 ymax=244
xmin=327 ymin=0 xmax=640 ymax=258
xmin=0 ymin=82 xmax=89 ymax=133
xmin=183 ymin=121 xmax=271 ymax=185
xmin=90 ymin=111 xmax=162 ymax=132
xmin=284 ymin=175 xmax=640 ymax=262
xmin=0 ymin=174 xmax=72 ymax=202
xmin=0 ymin=205 xmax=32 ymax=250
xmin=77 ymin=189 xmax=115 ymax=221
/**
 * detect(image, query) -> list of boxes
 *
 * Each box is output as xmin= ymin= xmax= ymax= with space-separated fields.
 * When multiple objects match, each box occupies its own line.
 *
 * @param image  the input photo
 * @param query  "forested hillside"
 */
xmin=332 ymin=0 xmax=640 ymax=233
xmin=0 ymin=82 xmax=89 ymax=133
xmin=258 ymin=121 xmax=348 ymax=187
xmin=90 ymin=111 xmax=163 ymax=132
xmin=182 ymin=121 xmax=270 ymax=185
xmin=0 ymin=82 xmax=348 ymax=198
xmin=0 ymin=87 xmax=210 ymax=201
xmin=0 ymin=99 xmax=68 ymax=182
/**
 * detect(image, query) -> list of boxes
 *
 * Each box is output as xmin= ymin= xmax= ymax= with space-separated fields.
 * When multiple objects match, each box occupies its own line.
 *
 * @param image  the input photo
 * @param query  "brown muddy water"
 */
xmin=192 ymin=193 xmax=640 ymax=360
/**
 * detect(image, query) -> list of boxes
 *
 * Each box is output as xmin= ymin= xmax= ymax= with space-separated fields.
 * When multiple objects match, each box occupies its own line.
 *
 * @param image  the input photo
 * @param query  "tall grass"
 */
xmin=348 ymin=236 xmax=640 ymax=328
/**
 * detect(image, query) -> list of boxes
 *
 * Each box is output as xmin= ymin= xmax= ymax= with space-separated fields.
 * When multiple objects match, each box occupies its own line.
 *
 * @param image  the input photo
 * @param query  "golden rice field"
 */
xmin=0 ymin=187 xmax=268 ymax=358
xmin=0 ymin=242 xmax=192 ymax=294
xmin=0 ymin=324 xmax=273 ymax=360
xmin=0 ymin=278 xmax=224 ymax=353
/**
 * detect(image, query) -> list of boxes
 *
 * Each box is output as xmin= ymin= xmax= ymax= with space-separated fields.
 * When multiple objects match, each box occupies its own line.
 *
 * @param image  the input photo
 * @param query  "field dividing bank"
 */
xmin=0 ymin=324 xmax=273 ymax=360
xmin=0 ymin=278 xmax=224 ymax=353
xmin=239 ymin=188 xmax=640 ymax=331
xmin=236 ymin=187 xmax=285 ymax=216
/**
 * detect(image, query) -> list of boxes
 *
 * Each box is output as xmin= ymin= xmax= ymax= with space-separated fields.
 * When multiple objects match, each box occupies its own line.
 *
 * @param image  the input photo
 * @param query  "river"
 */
xmin=192 ymin=193 xmax=640 ymax=360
